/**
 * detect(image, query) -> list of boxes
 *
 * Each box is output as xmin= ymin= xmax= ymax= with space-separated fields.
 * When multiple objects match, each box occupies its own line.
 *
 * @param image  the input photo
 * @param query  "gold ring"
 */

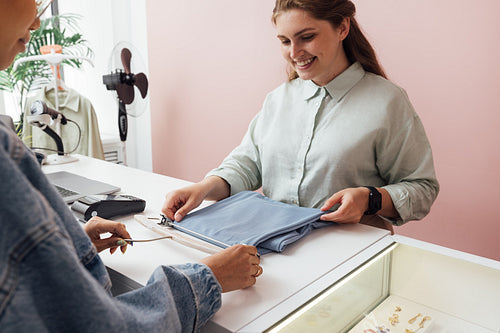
xmin=253 ymin=265 xmax=263 ymax=277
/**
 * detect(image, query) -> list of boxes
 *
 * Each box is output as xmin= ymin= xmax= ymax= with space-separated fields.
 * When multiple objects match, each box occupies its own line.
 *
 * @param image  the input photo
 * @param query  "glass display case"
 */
xmin=264 ymin=236 xmax=500 ymax=333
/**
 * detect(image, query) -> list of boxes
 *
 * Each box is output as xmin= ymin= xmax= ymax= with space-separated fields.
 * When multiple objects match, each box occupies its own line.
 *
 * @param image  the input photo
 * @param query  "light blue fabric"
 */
xmin=0 ymin=122 xmax=221 ymax=332
xmin=174 ymin=191 xmax=332 ymax=254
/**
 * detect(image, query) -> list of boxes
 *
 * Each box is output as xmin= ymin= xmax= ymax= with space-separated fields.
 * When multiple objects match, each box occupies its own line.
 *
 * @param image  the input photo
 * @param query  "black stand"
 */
xmin=118 ymin=100 xmax=128 ymax=142
xmin=43 ymin=126 xmax=64 ymax=156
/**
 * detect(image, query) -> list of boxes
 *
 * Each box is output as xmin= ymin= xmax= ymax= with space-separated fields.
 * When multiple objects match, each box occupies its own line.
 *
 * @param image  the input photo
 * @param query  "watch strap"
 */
xmin=364 ymin=186 xmax=382 ymax=215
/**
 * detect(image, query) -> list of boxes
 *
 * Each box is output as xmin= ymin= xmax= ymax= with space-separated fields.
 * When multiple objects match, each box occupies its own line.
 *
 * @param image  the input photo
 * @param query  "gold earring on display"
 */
xmin=408 ymin=313 xmax=422 ymax=324
xmin=388 ymin=313 xmax=399 ymax=326
xmin=418 ymin=316 xmax=431 ymax=328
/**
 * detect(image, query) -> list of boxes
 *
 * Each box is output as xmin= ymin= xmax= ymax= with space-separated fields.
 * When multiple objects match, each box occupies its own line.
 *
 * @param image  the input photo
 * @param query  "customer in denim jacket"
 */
xmin=0 ymin=1 xmax=261 ymax=332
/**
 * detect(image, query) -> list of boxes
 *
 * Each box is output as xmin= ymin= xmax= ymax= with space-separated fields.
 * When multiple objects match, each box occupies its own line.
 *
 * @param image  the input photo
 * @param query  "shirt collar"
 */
xmin=302 ymin=80 xmax=321 ymax=100
xmin=301 ymin=62 xmax=366 ymax=102
xmin=39 ymin=86 xmax=80 ymax=112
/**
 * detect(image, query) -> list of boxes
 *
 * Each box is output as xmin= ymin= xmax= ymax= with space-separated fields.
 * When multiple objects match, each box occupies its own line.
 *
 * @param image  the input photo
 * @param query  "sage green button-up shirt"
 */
xmin=207 ymin=62 xmax=439 ymax=225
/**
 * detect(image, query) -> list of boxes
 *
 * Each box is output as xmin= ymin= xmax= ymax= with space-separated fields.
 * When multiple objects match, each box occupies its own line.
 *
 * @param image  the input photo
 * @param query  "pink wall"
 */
xmin=145 ymin=1 xmax=285 ymax=180
xmin=146 ymin=1 xmax=500 ymax=261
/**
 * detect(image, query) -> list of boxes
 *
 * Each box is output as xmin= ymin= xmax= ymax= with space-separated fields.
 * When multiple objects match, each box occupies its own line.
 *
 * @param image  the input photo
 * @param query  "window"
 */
xmin=1 ymin=0 xmax=152 ymax=170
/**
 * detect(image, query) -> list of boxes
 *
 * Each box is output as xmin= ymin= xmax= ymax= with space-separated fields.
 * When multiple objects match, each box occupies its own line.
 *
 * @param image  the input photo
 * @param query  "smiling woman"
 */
xmin=162 ymin=0 xmax=439 ymax=233
xmin=271 ymin=0 xmax=386 ymax=81
xmin=275 ymin=9 xmax=351 ymax=87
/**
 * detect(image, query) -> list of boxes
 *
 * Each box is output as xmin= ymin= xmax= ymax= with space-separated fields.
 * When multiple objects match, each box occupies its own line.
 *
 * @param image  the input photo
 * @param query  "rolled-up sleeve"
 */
xmin=115 ymin=263 xmax=222 ymax=332
xmin=378 ymin=99 xmax=439 ymax=225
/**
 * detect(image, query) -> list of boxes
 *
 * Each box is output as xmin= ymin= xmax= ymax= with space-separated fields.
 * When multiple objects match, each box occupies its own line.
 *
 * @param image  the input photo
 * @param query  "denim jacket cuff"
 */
xmin=175 ymin=263 xmax=222 ymax=328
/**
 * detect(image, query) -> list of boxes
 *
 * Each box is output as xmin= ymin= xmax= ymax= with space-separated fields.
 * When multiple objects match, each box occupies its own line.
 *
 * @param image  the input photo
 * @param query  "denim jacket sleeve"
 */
xmin=0 ymin=123 xmax=221 ymax=333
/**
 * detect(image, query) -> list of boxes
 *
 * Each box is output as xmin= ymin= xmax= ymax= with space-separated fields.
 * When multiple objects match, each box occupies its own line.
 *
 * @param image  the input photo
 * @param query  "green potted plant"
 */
xmin=0 ymin=14 xmax=93 ymax=135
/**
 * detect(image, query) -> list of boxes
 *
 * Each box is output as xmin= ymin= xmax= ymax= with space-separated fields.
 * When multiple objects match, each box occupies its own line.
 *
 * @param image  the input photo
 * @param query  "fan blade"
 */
xmin=116 ymin=83 xmax=135 ymax=104
xmin=134 ymin=73 xmax=149 ymax=99
xmin=121 ymin=48 xmax=132 ymax=74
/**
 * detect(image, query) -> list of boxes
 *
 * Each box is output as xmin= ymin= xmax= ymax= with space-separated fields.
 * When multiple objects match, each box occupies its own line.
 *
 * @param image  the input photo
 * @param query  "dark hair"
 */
xmin=272 ymin=0 xmax=387 ymax=80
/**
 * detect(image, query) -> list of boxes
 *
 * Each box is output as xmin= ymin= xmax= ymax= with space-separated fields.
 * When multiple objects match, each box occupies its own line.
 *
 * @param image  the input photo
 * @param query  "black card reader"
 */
xmin=71 ymin=194 xmax=146 ymax=221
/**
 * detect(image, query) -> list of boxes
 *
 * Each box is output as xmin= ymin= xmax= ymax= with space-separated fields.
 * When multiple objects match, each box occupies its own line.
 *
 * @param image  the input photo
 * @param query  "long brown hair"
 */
xmin=272 ymin=0 xmax=387 ymax=80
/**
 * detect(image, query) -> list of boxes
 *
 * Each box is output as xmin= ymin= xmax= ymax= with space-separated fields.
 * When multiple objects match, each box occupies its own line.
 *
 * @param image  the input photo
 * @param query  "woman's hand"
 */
xmin=201 ymin=244 xmax=262 ymax=293
xmin=319 ymin=187 xmax=370 ymax=224
xmin=162 ymin=176 xmax=230 ymax=222
xmin=320 ymin=187 xmax=399 ymax=224
xmin=162 ymin=183 xmax=209 ymax=222
xmin=83 ymin=216 xmax=131 ymax=254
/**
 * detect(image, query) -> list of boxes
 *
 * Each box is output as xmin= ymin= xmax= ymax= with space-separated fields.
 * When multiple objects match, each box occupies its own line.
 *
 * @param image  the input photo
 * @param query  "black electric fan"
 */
xmin=102 ymin=48 xmax=149 ymax=142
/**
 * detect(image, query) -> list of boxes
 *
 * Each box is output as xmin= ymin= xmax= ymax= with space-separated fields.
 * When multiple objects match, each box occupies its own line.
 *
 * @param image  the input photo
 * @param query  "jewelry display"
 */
xmin=388 ymin=305 xmax=402 ymax=326
xmin=388 ymin=313 xmax=399 ymax=326
xmin=418 ymin=316 xmax=431 ymax=328
xmin=350 ymin=299 xmax=439 ymax=333
xmin=404 ymin=314 xmax=432 ymax=333
xmin=408 ymin=313 xmax=422 ymax=324
xmin=363 ymin=326 xmax=390 ymax=333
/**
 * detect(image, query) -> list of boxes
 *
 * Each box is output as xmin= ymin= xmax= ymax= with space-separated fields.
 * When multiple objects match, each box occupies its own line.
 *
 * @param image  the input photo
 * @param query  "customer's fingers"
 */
xmin=201 ymin=244 xmax=262 ymax=293
xmin=252 ymin=264 xmax=263 ymax=277
xmin=93 ymin=235 xmax=128 ymax=253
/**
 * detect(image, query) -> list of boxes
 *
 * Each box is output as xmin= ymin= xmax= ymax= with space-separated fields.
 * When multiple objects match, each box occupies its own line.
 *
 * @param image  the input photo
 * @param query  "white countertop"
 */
xmin=43 ymin=155 xmax=390 ymax=332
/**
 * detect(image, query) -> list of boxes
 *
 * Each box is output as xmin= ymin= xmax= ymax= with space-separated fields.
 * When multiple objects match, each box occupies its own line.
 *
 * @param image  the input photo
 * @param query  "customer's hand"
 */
xmin=201 ymin=244 xmax=262 ymax=293
xmin=319 ymin=187 xmax=369 ymax=224
xmin=84 ymin=216 xmax=131 ymax=254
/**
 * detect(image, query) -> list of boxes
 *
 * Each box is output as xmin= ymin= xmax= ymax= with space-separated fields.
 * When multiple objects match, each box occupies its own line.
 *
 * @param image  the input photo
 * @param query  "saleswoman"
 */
xmin=163 ymin=0 xmax=439 ymax=232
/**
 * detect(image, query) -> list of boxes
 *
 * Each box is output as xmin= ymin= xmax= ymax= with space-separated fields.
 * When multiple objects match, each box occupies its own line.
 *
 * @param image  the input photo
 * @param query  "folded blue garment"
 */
xmin=172 ymin=191 xmax=333 ymax=254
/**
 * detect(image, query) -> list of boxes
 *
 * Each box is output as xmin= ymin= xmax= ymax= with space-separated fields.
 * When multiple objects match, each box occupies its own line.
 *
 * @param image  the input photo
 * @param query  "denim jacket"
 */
xmin=0 ymin=123 xmax=221 ymax=332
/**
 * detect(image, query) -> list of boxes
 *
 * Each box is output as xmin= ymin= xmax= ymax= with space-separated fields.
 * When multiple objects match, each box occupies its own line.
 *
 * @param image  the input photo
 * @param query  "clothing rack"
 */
xmin=13 ymin=46 xmax=94 ymax=113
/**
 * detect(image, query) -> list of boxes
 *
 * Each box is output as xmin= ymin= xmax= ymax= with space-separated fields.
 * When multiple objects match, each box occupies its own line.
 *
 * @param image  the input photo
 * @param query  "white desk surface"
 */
xmin=43 ymin=155 xmax=390 ymax=332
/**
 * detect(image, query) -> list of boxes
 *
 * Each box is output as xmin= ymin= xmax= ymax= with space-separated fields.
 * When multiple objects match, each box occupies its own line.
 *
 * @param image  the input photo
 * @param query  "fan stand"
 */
xmin=118 ymin=100 xmax=128 ymax=165
xmin=103 ymin=45 xmax=149 ymax=167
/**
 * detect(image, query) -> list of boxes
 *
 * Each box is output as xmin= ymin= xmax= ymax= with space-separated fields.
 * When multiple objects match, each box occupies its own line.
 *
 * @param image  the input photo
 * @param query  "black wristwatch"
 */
xmin=364 ymin=186 xmax=381 ymax=215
